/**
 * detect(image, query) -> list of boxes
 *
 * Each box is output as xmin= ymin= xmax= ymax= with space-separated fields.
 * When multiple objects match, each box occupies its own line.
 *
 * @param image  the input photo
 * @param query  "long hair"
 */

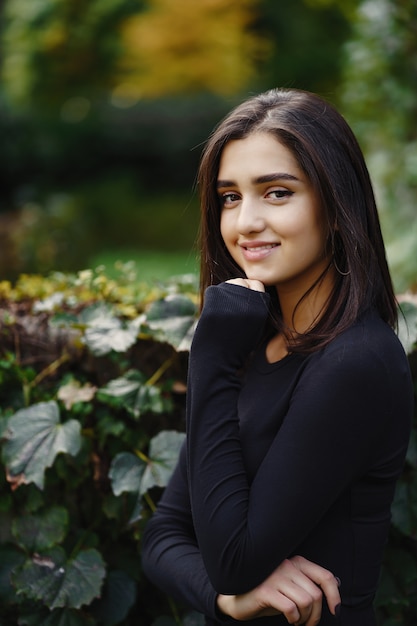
xmin=197 ymin=88 xmax=397 ymax=353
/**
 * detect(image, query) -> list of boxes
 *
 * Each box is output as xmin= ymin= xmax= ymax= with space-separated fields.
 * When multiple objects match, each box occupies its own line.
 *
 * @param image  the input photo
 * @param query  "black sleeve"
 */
xmin=141 ymin=441 xmax=230 ymax=622
xmin=186 ymin=283 xmax=409 ymax=594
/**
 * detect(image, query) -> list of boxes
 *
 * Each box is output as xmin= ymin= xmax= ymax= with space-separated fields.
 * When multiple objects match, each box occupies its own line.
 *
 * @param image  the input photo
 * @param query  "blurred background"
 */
xmin=0 ymin=0 xmax=416 ymax=291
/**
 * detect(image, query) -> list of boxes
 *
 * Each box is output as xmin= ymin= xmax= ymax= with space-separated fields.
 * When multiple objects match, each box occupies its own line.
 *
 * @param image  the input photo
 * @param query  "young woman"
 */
xmin=142 ymin=88 xmax=413 ymax=625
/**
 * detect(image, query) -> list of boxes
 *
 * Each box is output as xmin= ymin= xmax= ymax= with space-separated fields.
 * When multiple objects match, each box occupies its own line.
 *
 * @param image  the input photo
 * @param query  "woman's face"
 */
xmin=218 ymin=132 xmax=330 ymax=296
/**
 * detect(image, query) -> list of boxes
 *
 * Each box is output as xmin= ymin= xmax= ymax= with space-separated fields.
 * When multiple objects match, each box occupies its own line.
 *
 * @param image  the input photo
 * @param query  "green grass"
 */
xmin=89 ymin=248 xmax=199 ymax=282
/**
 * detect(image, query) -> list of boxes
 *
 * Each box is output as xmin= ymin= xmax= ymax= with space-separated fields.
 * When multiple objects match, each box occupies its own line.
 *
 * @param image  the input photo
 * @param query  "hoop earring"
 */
xmin=333 ymin=258 xmax=350 ymax=276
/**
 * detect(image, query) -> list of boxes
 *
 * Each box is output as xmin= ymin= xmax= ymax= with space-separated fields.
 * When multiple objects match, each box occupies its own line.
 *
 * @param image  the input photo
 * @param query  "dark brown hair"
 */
xmin=197 ymin=88 xmax=397 ymax=352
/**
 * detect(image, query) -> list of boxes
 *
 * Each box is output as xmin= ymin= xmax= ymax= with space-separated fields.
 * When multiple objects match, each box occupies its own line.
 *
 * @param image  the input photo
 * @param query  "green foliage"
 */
xmin=257 ymin=0 xmax=353 ymax=95
xmin=1 ymin=0 xmax=141 ymax=107
xmin=0 ymin=271 xmax=416 ymax=624
xmin=340 ymin=0 xmax=417 ymax=292
xmin=0 ymin=269 xmax=198 ymax=624
xmin=375 ymin=300 xmax=417 ymax=625
xmin=0 ymin=0 xmax=356 ymax=283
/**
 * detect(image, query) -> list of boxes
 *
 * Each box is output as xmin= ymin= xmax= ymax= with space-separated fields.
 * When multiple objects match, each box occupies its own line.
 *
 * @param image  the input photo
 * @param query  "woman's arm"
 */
xmin=141 ymin=442 xmax=220 ymax=619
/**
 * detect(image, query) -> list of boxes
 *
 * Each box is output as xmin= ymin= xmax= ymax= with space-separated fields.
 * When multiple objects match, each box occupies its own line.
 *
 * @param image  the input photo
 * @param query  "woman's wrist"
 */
xmin=216 ymin=593 xmax=234 ymax=618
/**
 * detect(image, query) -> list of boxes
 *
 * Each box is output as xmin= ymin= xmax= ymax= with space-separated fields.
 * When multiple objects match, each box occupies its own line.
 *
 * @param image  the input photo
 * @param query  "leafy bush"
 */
xmin=0 ymin=265 xmax=416 ymax=625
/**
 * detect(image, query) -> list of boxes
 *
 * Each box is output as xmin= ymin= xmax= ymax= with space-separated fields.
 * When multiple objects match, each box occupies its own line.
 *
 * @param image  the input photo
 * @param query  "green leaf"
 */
xmin=108 ymin=454 xmax=144 ymax=523
xmin=98 ymin=370 xmax=146 ymax=402
xmin=134 ymin=383 xmax=172 ymax=416
xmin=98 ymin=370 xmax=172 ymax=418
xmin=12 ymin=506 xmax=69 ymax=552
xmin=80 ymin=303 xmax=142 ymax=356
xmin=146 ymin=294 xmax=197 ymax=320
xmin=12 ymin=547 xmax=106 ymax=610
xmin=0 ymin=546 xmax=26 ymax=602
xmin=0 ymin=510 xmax=13 ymax=544
xmin=140 ymin=430 xmax=185 ymax=495
xmin=0 ymin=414 xmax=10 ymax=438
xmin=49 ymin=312 xmax=80 ymax=328
xmin=146 ymin=294 xmax=197 ymax=351
xmin=90 ymin=570 xmax=137 ymax=625
xmin=127 ymin=493 xmax=143 ymax=524
xmin=397 ymin=301 xmax=417 ymax=354
xmin=406 ymin=428 xmax=417 ymax=468
xmin=96 ymin=414 xmax=125 ymax=447
xmin=78 ymin=302 xmax=114 ymax=325
xmin=391 ymin=479 xmax=417 ymax=536
xmin=109 ymin=452 xmax=145 ymax=496
xmin=2 ymin=401 xmax=81 ymax=490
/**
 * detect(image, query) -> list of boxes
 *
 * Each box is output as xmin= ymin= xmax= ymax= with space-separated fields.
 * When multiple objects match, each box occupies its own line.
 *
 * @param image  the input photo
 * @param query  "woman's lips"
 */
xmin=239 ymin=242 xmax=280 ymax=260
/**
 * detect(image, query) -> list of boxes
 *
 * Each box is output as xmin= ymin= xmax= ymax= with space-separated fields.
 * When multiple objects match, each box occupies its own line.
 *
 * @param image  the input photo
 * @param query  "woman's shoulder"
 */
xmin=312 ymin=308 xmax=409 ymax=377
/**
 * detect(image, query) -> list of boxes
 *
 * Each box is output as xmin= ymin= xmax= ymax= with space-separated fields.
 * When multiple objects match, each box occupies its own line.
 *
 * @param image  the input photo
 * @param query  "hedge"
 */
xmin=0 ymin=265 xmax=416 ymax=626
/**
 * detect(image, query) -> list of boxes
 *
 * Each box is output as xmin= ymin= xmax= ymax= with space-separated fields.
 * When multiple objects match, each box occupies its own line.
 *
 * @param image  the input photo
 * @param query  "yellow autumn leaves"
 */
xmin=116 ymin=0 xmax=270 ymax=101
xmin=2 ymin=0 xmax=270 ymax=106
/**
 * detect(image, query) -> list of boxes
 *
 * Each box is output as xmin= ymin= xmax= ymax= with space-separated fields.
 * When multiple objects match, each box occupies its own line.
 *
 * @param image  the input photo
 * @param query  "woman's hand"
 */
xmin=226 ymin=278 xmax=265 ymax=292
xmin=216 ymin=556 xmax=341 ymax=625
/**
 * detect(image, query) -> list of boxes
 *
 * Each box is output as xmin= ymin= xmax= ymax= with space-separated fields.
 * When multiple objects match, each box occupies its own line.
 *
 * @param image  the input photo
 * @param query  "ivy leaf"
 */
xmin=140 ymin=430 xmax=185 ymax=495
xmin=12 ymin=506 xmax=69 ymax=552
xmin=109 ymin=434 xmax=184 ymax=517
xmin=391 ymin=478 xmax=417 ymax=537
xmin=80 ymin=303 xmax=142 ymax=356
xmin=0 ymin=546 xmax=26 ymax=603
xmin=90 ymin=570 xmax=137 ymax=626
xmin=406 ymin=428 xmax=417 ymax=468
xmin=98 ymin=370 xmax=172 ymax=418
xmin=146 ymin=294 xmax=197 ymax=320
xmin=127 ymin=494 xmax=143 ymax=524
xmin=108 ymin=453 xmax=145 ymax=524
xmin=12 ymin=546 xmax=106 ymax=610
xmin=2 ymin=401 xmax=81 ymax=490
xmin=145 ymin=295 xmax=197 ymax=351
xmin=109 ymin=452 xmax=145 ymax=496
xmin=397 ymin=300 xmax=417 ymax=354
xmin=99 ymin=370 xmax=146 ymax=402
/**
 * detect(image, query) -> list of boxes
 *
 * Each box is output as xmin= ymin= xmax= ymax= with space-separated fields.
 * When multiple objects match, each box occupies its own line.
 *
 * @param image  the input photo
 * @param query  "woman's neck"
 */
xmin=277 ymin=265 xmax=336 ymax=335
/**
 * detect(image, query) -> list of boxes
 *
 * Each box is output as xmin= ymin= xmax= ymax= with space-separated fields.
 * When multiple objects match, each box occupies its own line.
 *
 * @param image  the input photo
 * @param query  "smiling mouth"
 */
xmin=241 ymin=243 xmax=279 ymax=251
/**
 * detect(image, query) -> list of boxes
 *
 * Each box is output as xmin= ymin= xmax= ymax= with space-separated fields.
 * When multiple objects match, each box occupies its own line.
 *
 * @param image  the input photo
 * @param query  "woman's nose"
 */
xmin=237 ymin=198 xmax=265 ymax=234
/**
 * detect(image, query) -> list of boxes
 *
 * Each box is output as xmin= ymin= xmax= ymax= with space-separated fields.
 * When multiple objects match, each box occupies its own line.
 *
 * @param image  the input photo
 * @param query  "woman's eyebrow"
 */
xmin=216 ymin=179 xmax=235 ymax=189
xmin=253 ymin=173 xmax=300 ymax=184
xmin=216 ymin=172 xmax=300 ymax=188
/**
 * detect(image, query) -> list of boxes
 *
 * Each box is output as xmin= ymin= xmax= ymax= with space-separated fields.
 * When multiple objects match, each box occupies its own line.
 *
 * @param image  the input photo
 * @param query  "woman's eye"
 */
xmin=220 ymin=192 xmax=240 ymax=206
xmin=267 ymin=189 xmax=293 ymax=200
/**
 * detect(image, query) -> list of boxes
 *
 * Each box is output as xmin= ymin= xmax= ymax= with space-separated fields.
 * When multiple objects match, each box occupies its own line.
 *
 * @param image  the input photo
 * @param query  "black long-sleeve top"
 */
xmin=142 ymin=283 xmax=413 ymax=625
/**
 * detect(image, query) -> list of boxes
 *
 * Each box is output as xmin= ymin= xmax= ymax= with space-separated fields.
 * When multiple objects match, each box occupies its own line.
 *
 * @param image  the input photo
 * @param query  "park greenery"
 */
xmin=0 ymin=0 xmax=416 ymax=624
xmin=0 ymin=2 xmax=378 ymax=270
xmin=0 ymin=0 xmax=415 ymax=290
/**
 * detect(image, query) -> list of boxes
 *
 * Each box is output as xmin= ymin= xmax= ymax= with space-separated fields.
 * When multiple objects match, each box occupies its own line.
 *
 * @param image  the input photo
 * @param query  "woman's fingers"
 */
xmin=263 ymin=563 xmax=323 ymax=625
xmin=225 ymin=278 xmax=265 ymax=292
xmin=290 ymin=555 xmax=341 ymax=616
xmin=217 ymin=556 xmax=341 ymax=624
